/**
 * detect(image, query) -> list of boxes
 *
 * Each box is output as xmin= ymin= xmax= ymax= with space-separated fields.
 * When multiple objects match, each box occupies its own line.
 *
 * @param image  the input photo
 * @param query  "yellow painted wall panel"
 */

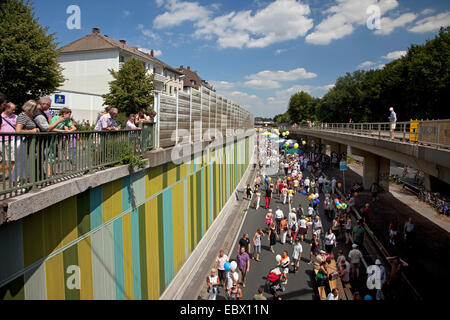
xmin=45 ymin=254 xmax=65 ymax=300
xmin=102 ymin=179 xmax=123 ymax=224
xmin=167 ymin=162 xmax=177 ymax=187
xmin=77 ymin=237 xmax=94 ymax=300
xmin=60 ymin=196 xmax=78 ymax=247
xmin=147 ymin=165 xmax=164 ymax=199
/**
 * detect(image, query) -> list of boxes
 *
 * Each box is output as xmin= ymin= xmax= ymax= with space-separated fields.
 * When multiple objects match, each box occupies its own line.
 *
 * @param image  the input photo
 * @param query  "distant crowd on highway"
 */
xmin=206 ymin=131 xmax=412 ymax=301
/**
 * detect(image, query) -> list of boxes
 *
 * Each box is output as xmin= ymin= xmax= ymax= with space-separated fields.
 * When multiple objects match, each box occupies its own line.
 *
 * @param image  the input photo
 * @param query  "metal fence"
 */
xmin=156 ymin=86 xmax=254 ymax=148
xmin=288 ymin=120 xmax=450 ymax=150
xmin=0 ymin=124 xmax=154 ymax=198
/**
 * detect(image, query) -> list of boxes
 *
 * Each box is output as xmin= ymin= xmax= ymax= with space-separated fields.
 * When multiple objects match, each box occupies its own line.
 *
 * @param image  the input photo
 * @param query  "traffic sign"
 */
xmin=340 ymin=160 xmax=348 ymax=171
xmin=55 ymin=94 xmax=65 ymax=104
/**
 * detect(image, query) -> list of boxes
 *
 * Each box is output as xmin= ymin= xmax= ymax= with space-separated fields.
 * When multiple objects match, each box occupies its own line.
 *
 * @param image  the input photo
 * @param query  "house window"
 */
xmin=164 ymin=70 xmax=168 ymax=77
xmin=119 ymin=55 xmax=125 ymax=63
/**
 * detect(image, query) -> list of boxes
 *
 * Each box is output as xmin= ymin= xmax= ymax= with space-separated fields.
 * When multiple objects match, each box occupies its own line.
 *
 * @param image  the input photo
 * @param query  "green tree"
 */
xmin=273 ymin=112 xmax=290 ymax=125
xmin=102 ymin=58 xmax=155 ymax=115
xmin=287 ymin=91 xmax=317 ymax=123
xmin=0 ymin=0 xmax=64 ymax=106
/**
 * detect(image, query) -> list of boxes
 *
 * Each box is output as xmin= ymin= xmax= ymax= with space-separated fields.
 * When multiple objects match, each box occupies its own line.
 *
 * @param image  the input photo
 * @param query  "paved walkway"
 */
xmin=203 ymin=167 xmax=365 ymax=300
xmin=347 ymin=162 xmax=450 ymax=233
xmin=326 ymin=162 xmax=450 ymax=299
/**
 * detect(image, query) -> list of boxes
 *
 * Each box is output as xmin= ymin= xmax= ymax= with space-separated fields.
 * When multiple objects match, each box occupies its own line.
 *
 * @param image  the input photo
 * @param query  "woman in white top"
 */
xmin=292 ymin=238 xmax=303 ymax=273
xmin=255 ymin=189 xmax=261 ymax=210
xmin=298 ymin=216 xmax=308 ymax=241
xmin=325 ymin=228 xmax=337 ymax=254
xmin=345 ymin=214 xmax=353 ymax=245
xmin=126 ymin=114 xmax=140 ymax=130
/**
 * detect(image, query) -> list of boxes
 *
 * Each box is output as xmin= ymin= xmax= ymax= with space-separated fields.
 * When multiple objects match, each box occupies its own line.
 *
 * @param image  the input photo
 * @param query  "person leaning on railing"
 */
xmin=0 ymin=102 xmax=18 ymax=180
xmin=94 ymin=107 xmax=120 ymax=131
xmin=13 ymin=100 xmax=41 ymax=183
xmin=47 ymin=108 xmax=77 ymax=173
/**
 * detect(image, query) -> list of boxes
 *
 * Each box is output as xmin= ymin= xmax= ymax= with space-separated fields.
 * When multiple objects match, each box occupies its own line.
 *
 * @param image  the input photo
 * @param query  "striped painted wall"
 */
xmin=0 ymin=135 xmax=254 ymax=300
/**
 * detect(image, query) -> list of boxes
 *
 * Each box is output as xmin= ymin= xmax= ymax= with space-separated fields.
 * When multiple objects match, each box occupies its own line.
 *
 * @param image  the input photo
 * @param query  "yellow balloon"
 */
xmin=286 ymin=131 xmax=290 ymax=135
xmin=302 ymin=141 xmax=306 ymax=145
xmin=294 ymin=143 xmax=299 ymax=149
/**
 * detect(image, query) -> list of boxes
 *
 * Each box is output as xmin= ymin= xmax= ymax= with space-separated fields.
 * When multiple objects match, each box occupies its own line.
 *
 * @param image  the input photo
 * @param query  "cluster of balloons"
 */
xmin=282 ymin=131 xmax=290 ymax=137
xmin=337 ymin=203 xmax=348 ymax=210
xmin=308 ymin=193 xmax=320 ymax=201
xmin=224 ymin=261 xmax=238 ymax=272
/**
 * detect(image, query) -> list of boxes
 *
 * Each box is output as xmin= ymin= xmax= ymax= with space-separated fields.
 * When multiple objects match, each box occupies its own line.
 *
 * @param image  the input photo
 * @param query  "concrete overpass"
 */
xmin=287 ymin=120 xmax=450 ymax=192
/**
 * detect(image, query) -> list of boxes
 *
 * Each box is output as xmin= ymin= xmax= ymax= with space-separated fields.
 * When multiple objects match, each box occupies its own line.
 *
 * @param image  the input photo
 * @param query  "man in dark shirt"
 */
xmin=238 ymin=233 xmax=251 ymax=255
xmin=265 ymin=186 xmax=272 ymax=209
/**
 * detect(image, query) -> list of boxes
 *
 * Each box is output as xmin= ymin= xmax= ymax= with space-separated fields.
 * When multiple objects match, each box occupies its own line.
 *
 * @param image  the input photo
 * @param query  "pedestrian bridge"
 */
xmin=287 ymin=120 xmax=450 ymax=192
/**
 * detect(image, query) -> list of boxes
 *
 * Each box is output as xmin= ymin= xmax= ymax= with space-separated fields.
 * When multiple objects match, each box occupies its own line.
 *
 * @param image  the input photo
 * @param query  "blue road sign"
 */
xmin=55 ymin=95 xmax=65 ymax=104
xmin=340 ymin=160 xmax=348 ymax=171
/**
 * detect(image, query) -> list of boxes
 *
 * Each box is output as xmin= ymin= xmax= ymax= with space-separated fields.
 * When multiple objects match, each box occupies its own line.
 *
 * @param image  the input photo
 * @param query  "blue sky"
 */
xmin=33 ymin=0 xmax=450 ymax=117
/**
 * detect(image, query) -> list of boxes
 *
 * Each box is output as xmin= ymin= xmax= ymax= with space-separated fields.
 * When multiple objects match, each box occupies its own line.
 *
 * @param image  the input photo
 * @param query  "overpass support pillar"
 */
xmin=351 ymin=147 xmax=390 ymax=192
xmin=326 ymin=141 xmax=346 ymax=155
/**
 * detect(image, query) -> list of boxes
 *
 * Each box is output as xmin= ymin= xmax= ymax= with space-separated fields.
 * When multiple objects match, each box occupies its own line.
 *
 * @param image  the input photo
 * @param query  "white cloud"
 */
xmin=275 ymin=49 xmax=286 ymax=55
xmin=155 ymin=0 xmax=313 ymax=49
xmin=357 ymin=61 xmax=376 ymax=69
xmin=210 ymin=80 xmax=237 ymax=90
xmin=306 ymin=0 xmax=400 ymax=45
xmin=375 ymin=64 xmax=385 ymax=70
xmin=243 ymin=79 xmax=283 ymax=89
xmin=273 ymin=84 xmax=335 ymax=105
xmin=374 ymin=13 xmax=418 ymax=35
xmin=137 ymin=24 xmax=161 ymax=41
xmin=153 ymin=0 xmax=212 ymax=29
xmin=138 ymin=48 xmax=163 ymax=57
xmin=382 ymin=50 xmax=407 ymax=60
xmin=408 ymin=12 xmax=450 ymax=33
xmin=421 ymin=9 xmax=435 ymax=16
xmin=246 ymin=68 xmax=317 ymax=82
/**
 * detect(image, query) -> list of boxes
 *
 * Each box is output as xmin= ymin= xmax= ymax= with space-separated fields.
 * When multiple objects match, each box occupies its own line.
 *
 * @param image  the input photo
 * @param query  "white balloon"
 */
xmin=276 ymin=255 xmax=282 ymax=263
xmin=230 ymin=261 xmax=237 ymax=272
xmin=233 ymin=272 xmax=239 ymax=282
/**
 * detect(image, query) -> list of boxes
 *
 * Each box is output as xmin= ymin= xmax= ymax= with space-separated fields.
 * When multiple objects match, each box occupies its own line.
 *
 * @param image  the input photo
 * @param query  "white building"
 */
xmin=50 ymin=28 xmax=183 ymax=123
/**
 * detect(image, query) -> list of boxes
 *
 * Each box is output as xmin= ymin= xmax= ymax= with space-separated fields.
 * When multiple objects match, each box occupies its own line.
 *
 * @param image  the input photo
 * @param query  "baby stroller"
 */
xmin=266 ymin=267 xmax=284 ymax=294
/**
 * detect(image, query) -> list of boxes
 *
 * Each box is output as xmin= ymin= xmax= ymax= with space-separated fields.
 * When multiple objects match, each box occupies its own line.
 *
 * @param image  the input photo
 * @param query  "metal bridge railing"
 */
xmin=0 ymin=124 xmax=154 ymax=198
xmin=287 ymin=120 xmax=450 ymax=150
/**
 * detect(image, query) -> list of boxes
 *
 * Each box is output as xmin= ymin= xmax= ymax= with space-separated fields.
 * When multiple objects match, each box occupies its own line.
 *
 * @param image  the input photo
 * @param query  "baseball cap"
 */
xmin=320 ymin=250 xmax=326 ymax=254
xmin=375 ymin=259 xmax=381 ymax=265
xmin=352 ymin=244 xmax=358 ymax=248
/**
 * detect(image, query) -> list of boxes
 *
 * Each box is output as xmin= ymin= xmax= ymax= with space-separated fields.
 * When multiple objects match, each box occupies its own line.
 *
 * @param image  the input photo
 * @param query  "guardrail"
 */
xmin=0 ymin=124 xmax=154 ymax=198
xmin=286 ymin=120 xmax=450 ymax=150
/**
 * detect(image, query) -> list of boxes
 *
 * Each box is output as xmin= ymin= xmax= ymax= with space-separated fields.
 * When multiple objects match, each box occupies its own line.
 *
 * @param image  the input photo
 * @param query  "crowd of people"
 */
xmin=0 ymin=92 xmax=154 ymax=184
xmin=206 ymin=131 xmax=413 ymax=301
